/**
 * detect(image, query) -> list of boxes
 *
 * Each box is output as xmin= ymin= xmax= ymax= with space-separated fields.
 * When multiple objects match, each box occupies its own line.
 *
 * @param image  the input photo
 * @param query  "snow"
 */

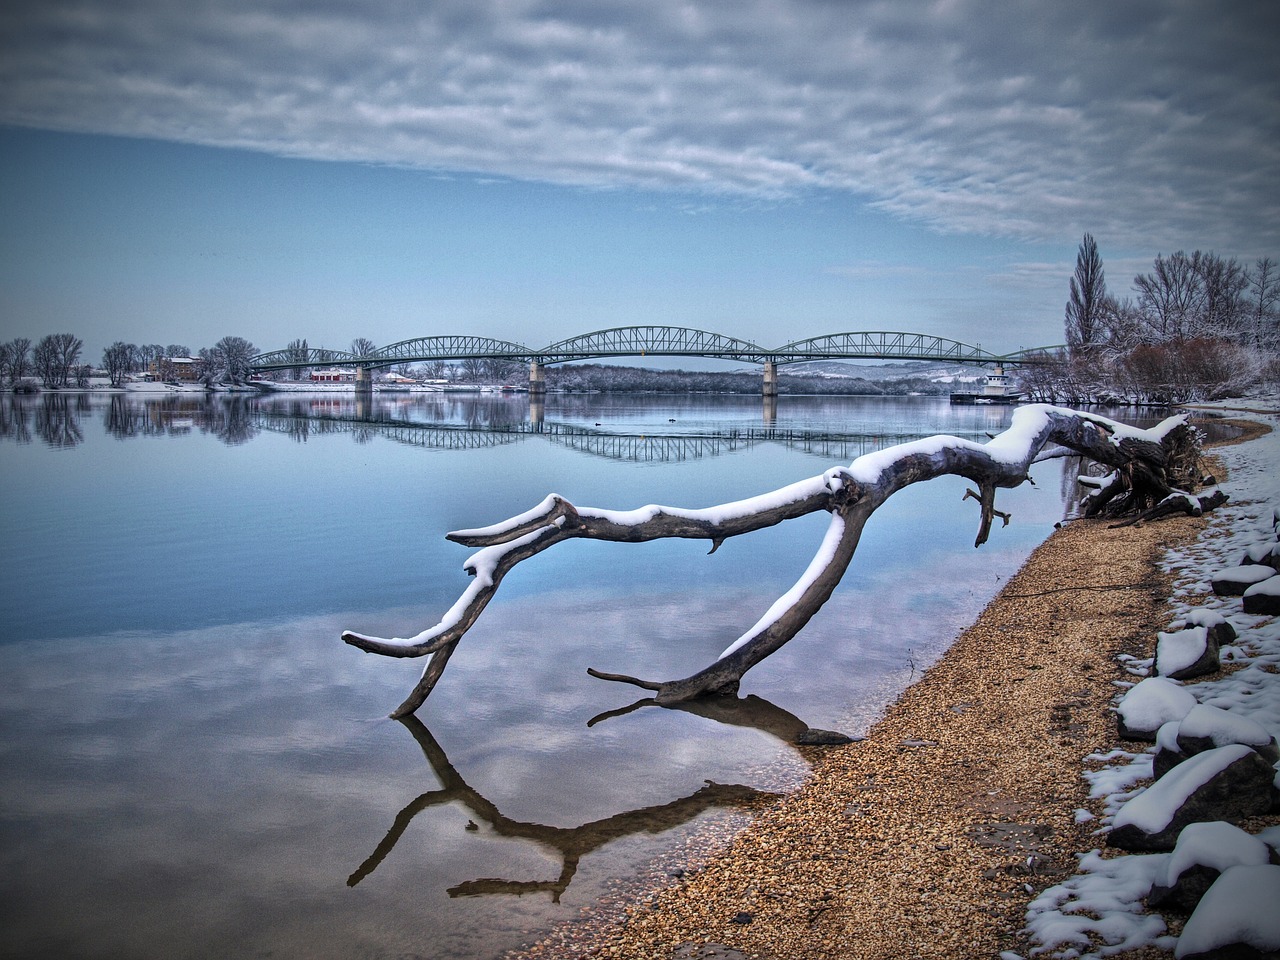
xmin=1244 ymin=573 xmax=1280 ymax=599
xmin=1024 ymin=404 xmax=1280 ymax=959
xmin=1170 ymin=607 xmax=1229 ymax=632
xmin=1175 ymin=702 xmax=1272 ymax=750
xmin=1174 ymin=865 xmax=1280 ymax=958
xmin=846 ymin=404 xmax=1188 ymax=486
xmin=1242 ymin=540 xmax=1278 ymax=564
xmin=1165 ymin=821 xmax=1272 ymax=887
xmin=1110 ymin=743 xmax=1254 ymax=834
xmin=1114 ymin=677 xmax=1197 ymax=734
xmin=1153 ymin=627 xmax=1208 ymax=677
xmin=718 ymin=512 xmax=846 ymax=659
xmin=1212 ymin=563 xmax=1278 ymax=588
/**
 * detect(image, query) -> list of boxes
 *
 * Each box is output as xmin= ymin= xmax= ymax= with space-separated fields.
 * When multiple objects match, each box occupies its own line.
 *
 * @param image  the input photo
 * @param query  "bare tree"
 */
xmin=54 ymin=333 xmax=83 ymax=386
xmin=1 ymin=338 xmax=32 ymax=384
xmin=285 ymin=338 xmax=309 ymax=380
xmin=1135 ymin=252 xmax=1205 ymax=342
xmin=198 ymin=335 xmax=257 ymax=384
xmin=13 ymin=338 xmax=32 ymax=382
xmin=343 ymin=406 xmax=1224 ymax=718
xmin=1248 ymin=257 xmax=1280 ymax=349
xmin=102 ymin=342 xmax=134 ymax=387
xmin=350 ymin=338 xmax=378 ymax=358
xmin=32 ymin=333 xmax=82 ymax=387
xmin=483 ymin=358 xmax=521 ymax=382
xmin=1197 ymin=253 xmax=1249 ymax=338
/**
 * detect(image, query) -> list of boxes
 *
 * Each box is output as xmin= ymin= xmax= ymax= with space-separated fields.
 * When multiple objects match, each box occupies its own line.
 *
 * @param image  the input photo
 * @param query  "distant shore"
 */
xmin=511 ymin=414 xmax=1274 ymax=960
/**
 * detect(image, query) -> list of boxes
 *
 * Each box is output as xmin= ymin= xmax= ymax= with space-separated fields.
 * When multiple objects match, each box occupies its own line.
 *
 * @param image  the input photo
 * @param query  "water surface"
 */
xmin=1 ymin=392 xmax=1087 ymax=959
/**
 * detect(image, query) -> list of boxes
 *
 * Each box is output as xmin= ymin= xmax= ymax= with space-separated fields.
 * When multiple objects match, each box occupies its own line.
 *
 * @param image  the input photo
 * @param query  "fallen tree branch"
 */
xmin=343 ymin=405 xmax=1224 ymax=717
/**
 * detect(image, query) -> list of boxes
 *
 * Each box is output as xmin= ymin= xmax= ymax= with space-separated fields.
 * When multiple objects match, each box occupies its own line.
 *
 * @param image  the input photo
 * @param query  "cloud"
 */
xmin=1 ymin=0 xmax=1276 ymax=251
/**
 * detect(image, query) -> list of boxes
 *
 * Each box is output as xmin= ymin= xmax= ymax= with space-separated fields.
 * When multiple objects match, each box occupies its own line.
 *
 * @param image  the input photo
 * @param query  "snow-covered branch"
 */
xmin=344 ymin=405 xmax=1223 ymax=718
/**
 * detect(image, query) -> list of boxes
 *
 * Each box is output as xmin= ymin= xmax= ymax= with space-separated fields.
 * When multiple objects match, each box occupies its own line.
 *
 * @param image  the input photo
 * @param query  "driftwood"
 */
xmin=344 ymin=405 xmax=1223 ymax=717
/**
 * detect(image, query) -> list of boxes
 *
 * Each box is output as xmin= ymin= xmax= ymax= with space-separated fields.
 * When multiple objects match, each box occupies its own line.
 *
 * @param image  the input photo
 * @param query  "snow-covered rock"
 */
xmin=1175 ymin=703 xmax=1279 ymax=762
xmin=1242 ymin=573 xmax=1280 ymax=615
xmin=1211 ymin=564 xmax=1278 ymax=596
xmin=1174 ymin=864 xmax=1280 ymax=959
xmin=1154 ymin=626 xmax=1220 ymax=681
xmin=1169 ymin=607 xmax=1238 ymax=646
xmin=1242 ymin=539 xmax=1280 ymax=571
xmin=1148 ymin=821 xmax=1275 ymax=913
xmin=1108 ymin=744 xmax=1277 ymax=851
xmin=1116 ymin=677 xmax=1199 ymax=741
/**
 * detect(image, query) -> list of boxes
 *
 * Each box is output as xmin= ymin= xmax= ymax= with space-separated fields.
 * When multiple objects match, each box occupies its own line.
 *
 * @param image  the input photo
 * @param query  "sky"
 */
xmin=1 ymin=0 xmax=1277 ymax=365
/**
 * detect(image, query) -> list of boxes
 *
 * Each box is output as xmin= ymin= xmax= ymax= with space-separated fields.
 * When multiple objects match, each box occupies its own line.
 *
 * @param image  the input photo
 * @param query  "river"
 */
xmin=1 ymin=390 xmax=1100 ymax=959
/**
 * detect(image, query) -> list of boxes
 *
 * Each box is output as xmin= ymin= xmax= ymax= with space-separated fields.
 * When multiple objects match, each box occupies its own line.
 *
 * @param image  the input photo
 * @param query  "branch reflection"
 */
xmin=348 ymin=716 xmax=779 ymax=901
xmin=587 ymin=693 xmax=811 ymax=745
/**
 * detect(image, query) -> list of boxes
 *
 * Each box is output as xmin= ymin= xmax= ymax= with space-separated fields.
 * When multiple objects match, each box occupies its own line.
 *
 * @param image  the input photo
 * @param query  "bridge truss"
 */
xmin=251 ymin=325 xmax=1058 ymax=373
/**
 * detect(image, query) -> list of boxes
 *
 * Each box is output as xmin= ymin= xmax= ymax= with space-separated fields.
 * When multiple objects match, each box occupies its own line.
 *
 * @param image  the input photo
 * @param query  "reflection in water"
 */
xmin=1 ymin=392 xmax=261 ymax=447
xmin=2 ymin=392 xmax=1017 ymax=463
xmin=588 ymin=692 xmax=812 ymax=745
xmin=1 ymin=388 xmax=1155 ymax=960
xmin=33 ymin=393 xmax=85 ymax=448
xmin=349 ymin=716 xmax=777 ymax=901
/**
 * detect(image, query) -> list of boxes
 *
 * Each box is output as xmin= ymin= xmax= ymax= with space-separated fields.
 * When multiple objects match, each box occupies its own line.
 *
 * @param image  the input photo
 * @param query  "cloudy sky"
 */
xmin=1 ymin=0 xmax=1276 ymax=362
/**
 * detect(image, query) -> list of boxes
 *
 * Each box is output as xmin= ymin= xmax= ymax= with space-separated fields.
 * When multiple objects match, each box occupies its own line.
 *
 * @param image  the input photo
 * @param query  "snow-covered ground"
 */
xmin=1016 ymin=398 xmax=1280 ymax=960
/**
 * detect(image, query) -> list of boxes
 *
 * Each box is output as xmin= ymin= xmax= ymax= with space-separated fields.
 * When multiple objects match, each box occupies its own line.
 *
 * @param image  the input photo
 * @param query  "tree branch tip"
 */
xmin=586 ymin=667 xmax=664 ymax=691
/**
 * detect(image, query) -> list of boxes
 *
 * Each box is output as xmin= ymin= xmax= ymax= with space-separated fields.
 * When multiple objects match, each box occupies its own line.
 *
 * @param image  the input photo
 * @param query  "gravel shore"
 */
xmin=512 ymin=417 xmax=1271 ymax=960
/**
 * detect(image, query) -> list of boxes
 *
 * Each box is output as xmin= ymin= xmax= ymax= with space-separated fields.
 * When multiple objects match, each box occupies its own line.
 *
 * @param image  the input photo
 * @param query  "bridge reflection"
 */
xmin=249 ymin=401 xmax=984 ymax=464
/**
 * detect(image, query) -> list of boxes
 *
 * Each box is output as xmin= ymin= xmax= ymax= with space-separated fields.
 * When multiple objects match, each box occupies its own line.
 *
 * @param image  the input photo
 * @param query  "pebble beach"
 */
xmin=510 ymin=412 xmax=1279 ymax=960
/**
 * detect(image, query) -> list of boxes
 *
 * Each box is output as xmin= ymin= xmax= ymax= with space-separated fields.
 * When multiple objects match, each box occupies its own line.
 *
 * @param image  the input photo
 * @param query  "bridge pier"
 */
xmin=529 ymin=360 xmax=546 ymax=395
xmin=355 ymin=365 xmax=372 ymax=393
xmin=762 ymin=361 xmax=778 ymax=398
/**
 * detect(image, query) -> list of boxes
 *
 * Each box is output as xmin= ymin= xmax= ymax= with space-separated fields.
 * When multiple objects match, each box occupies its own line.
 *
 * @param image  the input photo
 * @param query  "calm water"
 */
xmin=2 ymin=391 xmax=1091 ymax=959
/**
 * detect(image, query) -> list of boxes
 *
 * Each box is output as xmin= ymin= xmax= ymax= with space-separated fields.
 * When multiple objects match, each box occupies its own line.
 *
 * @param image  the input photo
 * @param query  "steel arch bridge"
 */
xmin=250 ymin=326 xmax=1062 ymax=396
xmin=252 ymin=325 xmax=1057 ymax=370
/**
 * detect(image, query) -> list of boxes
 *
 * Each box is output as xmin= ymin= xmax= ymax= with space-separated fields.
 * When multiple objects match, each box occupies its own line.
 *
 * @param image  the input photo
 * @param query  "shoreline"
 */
xmin=512 ymin=414 xmax=1275 ymax=960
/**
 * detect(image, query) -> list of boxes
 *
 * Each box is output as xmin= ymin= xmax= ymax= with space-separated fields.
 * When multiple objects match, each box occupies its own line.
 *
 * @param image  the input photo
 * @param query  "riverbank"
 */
xmin=511 ymin=412 xmax=1278 ymax=960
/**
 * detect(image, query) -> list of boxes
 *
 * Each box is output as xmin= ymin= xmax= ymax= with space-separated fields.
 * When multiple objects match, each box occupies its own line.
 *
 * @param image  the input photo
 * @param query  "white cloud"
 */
xmin=1 ymin=0 xmax=1276 ymax=252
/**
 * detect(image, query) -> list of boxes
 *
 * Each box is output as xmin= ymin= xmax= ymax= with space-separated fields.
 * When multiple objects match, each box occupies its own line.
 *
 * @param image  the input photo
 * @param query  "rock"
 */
xmin=1116 ymin=676 xmax=1198 ymax=741
xmin=1174 ymin=864 xmax=1280 ymax=959
xmin=674 ymin=945 xmax=752 ymax=960
xmin=1211 ymin=565 xmax=1278 ymax=597
xmin=1108 ymin=745 xmax=1278 ymax=852
xmin=1169 ymin=608 xmax=1237 ymax=645
xmin=1242 ymin=540 xmax=1280 ymax=571
xmin=1243 ymin=574 xmax=1280 ymax=616
xmin=1176 ymin=705 xmax=1279 ymax=764
xmin=1155 ymin=626 xmax=1220 ymax=680
xmin=1147 ymin=821 xmax=1274 ymax=913
xmin=794 ymin=728 xmax=856 ymax=746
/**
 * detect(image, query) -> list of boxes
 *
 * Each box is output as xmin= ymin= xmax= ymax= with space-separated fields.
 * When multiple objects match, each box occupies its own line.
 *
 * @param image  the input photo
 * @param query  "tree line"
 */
xmin=1020 ymin=236 xmax=1280 ymax=403
xmin=0 ymin=335 xmax=260 ymax=389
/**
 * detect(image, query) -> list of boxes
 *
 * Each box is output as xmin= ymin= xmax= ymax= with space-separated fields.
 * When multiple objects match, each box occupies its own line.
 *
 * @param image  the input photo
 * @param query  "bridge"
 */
xmin=250 ymin=326 xmax=1062 ymax=396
